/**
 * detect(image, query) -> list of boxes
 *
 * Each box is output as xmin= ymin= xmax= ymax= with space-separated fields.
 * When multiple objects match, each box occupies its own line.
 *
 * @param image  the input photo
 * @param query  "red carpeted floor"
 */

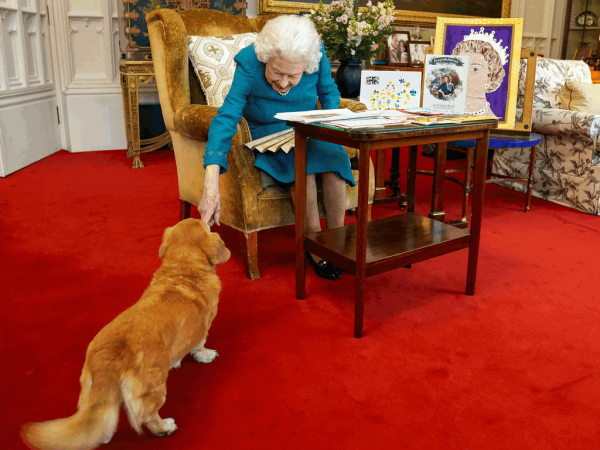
xmin=1 ymin=149 xmax=599 ymax=449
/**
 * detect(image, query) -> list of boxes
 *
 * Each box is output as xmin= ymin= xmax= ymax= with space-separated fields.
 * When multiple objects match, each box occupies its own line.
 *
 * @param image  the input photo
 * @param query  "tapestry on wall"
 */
xmin=434 ymin=17 xmax=522 ymax=129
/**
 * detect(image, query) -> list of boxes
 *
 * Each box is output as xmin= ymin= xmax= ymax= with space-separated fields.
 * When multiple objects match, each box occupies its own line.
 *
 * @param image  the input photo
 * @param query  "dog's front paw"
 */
xmin=162 ymin=418 xmax=177 ymax=435
xmin=192 ymin=348 xmax=218 ymax=363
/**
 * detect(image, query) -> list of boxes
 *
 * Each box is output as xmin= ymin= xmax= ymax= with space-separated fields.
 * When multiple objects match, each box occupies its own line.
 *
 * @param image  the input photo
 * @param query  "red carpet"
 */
xmin=1 ymin=149 xmax=599 ymax=449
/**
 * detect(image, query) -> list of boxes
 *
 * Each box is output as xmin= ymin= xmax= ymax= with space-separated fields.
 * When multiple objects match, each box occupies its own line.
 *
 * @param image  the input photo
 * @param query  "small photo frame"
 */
xmin=387 ymin=31 xmax=410 ymax=66
xmin=574 ymin=47 xmax=593 ymax=61
xmin=408 ymin=41 xmax=429 ymax=67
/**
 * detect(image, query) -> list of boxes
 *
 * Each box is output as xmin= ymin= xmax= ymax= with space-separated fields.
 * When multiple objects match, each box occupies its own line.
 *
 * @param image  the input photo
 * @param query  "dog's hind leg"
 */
xmin=141 ymin=390 xmax=177 ymax=436
xmin=137 ymin=383 xmax=177 ymax=437
xmin=191 ymin=338 xmax=218 ymax=363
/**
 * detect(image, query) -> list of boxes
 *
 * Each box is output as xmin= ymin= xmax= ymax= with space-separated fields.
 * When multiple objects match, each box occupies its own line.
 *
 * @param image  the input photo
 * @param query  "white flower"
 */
xmin=371 ymin=43 xmax=378 ymax=50
xmin=351 ymin=49 xmax=356 ymax=55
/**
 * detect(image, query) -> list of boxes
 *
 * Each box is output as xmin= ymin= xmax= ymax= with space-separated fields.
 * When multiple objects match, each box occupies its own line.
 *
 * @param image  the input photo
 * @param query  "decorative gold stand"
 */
xmin=119 ymin=61 xmax=172 ymax=169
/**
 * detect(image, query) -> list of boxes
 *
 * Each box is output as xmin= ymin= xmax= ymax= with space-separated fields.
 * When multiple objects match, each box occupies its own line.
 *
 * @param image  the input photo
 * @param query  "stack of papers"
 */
xmin=245 ymin=129 xmax=295 ymax=154
xmin=274 ymin=109 xmax=384 ymax=124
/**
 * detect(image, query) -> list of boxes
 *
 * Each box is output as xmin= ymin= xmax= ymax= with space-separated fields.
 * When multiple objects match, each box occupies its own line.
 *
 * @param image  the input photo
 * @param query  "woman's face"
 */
xmin=458 ymin=51 xmax=489 ymax=95
xmin=398 ymin=40 xmax=406 ymax=52
xmin=265 ymin=56 xmax=305 ymax=93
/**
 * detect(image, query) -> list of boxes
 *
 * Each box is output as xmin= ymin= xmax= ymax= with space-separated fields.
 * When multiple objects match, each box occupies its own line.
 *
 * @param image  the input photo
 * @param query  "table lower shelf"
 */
xmin=306 ymin=213 xmax=471 ymax=278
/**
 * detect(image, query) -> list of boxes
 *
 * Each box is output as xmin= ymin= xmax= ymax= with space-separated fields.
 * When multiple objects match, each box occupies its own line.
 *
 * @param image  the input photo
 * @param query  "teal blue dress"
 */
xmin=203 ymin=44 xmax=355 ymax=190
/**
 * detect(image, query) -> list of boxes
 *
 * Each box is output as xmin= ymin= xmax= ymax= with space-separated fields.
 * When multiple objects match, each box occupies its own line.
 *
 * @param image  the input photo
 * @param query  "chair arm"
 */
xmin=174 ymin=104 xmax=218 ymax=141
xmin=532 ymin=108 xmax=600 ymax=149
xmin=147 ymin=9 xmax=190 ymax=131
xmin=173 ymin=104 xmax=263 ymax=195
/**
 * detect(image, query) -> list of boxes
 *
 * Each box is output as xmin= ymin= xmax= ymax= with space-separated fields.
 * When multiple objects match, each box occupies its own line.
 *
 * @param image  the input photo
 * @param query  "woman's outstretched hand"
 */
xmin=199 ymin=164 xmax=221 ymax=227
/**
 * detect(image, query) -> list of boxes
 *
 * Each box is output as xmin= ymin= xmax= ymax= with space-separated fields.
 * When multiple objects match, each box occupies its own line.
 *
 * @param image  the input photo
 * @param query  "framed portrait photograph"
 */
xmin=408 ymin=41 xmax=429 ymax=67
xmin=387 ymin=31 xmax=410 ymax=66
xmin=574 ymin=47 xmax=593 ymax=61
xmin=434 ymin=17 xmax=523 ymax=130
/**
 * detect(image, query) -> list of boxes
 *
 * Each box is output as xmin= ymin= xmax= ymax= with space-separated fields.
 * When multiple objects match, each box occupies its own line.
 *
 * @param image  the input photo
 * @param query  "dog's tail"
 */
xmin=22 ymin=368 xmax=120 ymax=450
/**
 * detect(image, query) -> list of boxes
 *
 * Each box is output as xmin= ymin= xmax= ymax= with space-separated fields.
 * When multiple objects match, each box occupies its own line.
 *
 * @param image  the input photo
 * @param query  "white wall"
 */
xmin=512 ymin=0 xmax=567 ymax=58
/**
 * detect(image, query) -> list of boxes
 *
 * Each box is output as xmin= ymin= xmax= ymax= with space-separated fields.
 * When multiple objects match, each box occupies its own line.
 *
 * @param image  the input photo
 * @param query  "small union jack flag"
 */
xmin=366 ymin=76 xmax=379 ymax=85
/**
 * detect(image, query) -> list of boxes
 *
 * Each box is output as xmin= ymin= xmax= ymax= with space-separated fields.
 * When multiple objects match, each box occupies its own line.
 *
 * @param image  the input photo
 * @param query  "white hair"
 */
xmin=254 ymin=15 xmax=322 ymax=74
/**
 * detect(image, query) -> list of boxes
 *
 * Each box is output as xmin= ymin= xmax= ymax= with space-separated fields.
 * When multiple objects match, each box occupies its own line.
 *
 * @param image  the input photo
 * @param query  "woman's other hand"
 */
xmin=199 ymin=164 xmax=221 ymax=227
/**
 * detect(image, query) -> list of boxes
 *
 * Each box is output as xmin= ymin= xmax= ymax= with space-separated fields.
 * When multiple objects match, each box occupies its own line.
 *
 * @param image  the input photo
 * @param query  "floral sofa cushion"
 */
xmin=517 ymin=57 xmax=592 ymax=109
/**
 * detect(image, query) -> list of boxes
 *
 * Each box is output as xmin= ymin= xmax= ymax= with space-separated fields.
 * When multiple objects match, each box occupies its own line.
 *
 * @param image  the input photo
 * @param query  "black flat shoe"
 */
xmin=306 ymin=252 xmax=342 ymax=280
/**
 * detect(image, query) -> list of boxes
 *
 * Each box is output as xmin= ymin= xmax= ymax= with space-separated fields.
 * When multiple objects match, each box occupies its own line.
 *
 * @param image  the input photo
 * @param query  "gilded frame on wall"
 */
xmin=257 ymin=0 xmax=512 ymax=26
xmin=433 ymin=17 xmax=523 ymax=130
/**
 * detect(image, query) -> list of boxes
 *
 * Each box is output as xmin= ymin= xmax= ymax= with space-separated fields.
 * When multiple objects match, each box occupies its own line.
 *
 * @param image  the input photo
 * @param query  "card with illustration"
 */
xmin=359 ymin=70 xmax=422 ymax=110
xmin=422 ymin=55 xmax=469 ymax=113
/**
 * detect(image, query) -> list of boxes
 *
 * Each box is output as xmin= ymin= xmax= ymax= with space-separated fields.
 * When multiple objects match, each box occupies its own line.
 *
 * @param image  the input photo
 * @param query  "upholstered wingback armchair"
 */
xmin=493 ymin=57 xmax=600 ymax=215
xmin=146 ymin=9 xmax=375 ymax=280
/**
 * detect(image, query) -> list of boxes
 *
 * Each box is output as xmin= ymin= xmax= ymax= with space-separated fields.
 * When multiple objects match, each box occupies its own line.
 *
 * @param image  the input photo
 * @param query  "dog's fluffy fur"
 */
xmin=22 ymin=219 xmax=230 ymax=450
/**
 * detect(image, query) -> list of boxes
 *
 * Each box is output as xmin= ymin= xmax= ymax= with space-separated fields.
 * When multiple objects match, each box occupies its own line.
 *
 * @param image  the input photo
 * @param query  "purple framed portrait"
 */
xmin=434 ymin=18 xmax=523 ymax=129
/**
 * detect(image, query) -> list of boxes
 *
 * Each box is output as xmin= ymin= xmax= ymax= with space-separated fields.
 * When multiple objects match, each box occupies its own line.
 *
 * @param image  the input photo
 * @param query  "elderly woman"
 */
xmin=200 ymin=15 xmax=354 ymax=280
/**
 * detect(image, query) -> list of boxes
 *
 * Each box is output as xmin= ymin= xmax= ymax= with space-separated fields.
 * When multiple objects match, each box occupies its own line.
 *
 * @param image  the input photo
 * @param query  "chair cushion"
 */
xmin=559 ymin=80 xmax=600 ymax=114
xmin=187 ymin=33 xmax=257 ymax=107
xmin=517 ymin=57 xmax=592 ymax=110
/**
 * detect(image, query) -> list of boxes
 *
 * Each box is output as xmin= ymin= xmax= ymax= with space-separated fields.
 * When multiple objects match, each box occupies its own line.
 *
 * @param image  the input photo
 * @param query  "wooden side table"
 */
xmin=119 ymin=61 xmax=172 ymax=169
xmin=291 ymin=119 xmax=497 ymax=338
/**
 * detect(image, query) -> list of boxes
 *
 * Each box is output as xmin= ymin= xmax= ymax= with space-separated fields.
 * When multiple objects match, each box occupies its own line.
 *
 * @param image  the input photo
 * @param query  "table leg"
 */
xmin=374 ymin=149 xmax=386 ymax=200
xmin=429 ymin=142 xmax=447 ymax=222
xmin=127 ymin=75 xmax=144 ymax=169
xmin=120 ymin=74 xmax=134 ymax=159
xmin=406 ymin=145 xmax=418 ymax=214
xmin=295 ymin=130 xmax=308 ymax=300
xmin=354 ymin=141 xmax=371 ymax=339
xmin=525 ymin=144 xmax=536 ymax=212
xmin=466 ymin=130 xmax=489 ymax=295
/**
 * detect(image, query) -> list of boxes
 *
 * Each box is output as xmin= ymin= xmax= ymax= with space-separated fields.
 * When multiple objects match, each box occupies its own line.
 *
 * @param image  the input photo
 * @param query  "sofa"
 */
xmin=493 ymin=57 xmax=600 ymax=215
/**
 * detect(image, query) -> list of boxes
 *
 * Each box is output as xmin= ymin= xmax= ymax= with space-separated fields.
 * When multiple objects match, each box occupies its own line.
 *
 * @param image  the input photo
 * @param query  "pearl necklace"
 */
xmin=471 ymin=101 xmax=491 ymax=115
xmin=277 ymin=87 xmax=291 ymax=96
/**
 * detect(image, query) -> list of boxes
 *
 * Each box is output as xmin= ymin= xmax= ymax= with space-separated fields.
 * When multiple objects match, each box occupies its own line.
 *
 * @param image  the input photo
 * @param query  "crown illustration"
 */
xmin=463 ymin=27 xmax=509 ymax=65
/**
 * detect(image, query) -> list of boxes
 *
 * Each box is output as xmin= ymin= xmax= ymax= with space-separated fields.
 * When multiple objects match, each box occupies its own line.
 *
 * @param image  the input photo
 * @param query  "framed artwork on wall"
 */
xmin=408 ymin=41 xmax=429 ymax=67
xmin=387 ymin=31 xmax=410 ymax=66
xmin=120 ymin=0 xmax=247 ymax=61
xmin=434 ymin=17 xmax=523 ymax=130
xmin=258 ymin=0 xmax=511 ymax=26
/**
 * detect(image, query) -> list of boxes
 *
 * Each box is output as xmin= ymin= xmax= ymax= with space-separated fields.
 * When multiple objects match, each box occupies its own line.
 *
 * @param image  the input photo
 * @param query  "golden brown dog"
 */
xmin=22 ymin=219 xmax=230 ymax=450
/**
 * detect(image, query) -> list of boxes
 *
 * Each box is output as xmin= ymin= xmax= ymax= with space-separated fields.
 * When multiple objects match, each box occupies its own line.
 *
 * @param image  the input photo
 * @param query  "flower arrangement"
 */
xmin=310 ymin=0 xmax=395 ymax=62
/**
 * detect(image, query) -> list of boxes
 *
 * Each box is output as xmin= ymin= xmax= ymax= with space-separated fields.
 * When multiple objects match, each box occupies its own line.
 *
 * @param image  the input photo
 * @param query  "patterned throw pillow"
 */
xmin=559 ymin=80 xmax=600 ymax=114
xmin=187 ymin=33 xmax=258 ymax=107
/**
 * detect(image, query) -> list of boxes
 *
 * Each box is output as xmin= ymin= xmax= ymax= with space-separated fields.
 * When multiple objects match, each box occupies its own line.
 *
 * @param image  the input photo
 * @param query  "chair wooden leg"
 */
xmin=179 ymin=200 xmax=192 ymax=221
xmin=240 ymin=232 xmax=260 ymax=280
xmin=367 ymin=203 xmax=372 ymax=221
xmin=525 ymin=145 xmax=537 ymax=212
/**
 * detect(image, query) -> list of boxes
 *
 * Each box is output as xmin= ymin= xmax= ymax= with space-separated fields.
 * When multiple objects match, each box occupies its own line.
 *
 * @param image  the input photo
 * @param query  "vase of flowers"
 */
xmin=310 ymin=0 xmax=395 ymax=98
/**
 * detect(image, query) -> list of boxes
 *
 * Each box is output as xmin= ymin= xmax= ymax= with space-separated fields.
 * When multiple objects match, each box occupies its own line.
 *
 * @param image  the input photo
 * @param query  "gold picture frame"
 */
xmin=433 ymin=17 xmax=523 ymax=130
xmin=258 ymin=0 xmax=512 ymax=26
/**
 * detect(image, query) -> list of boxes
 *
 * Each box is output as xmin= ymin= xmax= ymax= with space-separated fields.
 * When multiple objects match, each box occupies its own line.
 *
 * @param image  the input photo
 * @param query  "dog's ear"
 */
xmin=201 ymin=233 xmax=230 ymax=265
xmin=159 ymin=226 xmax=175 ymax=259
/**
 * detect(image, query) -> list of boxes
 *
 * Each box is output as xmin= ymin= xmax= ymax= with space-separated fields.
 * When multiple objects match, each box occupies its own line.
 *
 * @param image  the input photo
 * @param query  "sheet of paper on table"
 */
xmin=274 ymin=109 xmax=384 ymax=124
xmin=323 ymin=117 xmax=417 ymax=129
